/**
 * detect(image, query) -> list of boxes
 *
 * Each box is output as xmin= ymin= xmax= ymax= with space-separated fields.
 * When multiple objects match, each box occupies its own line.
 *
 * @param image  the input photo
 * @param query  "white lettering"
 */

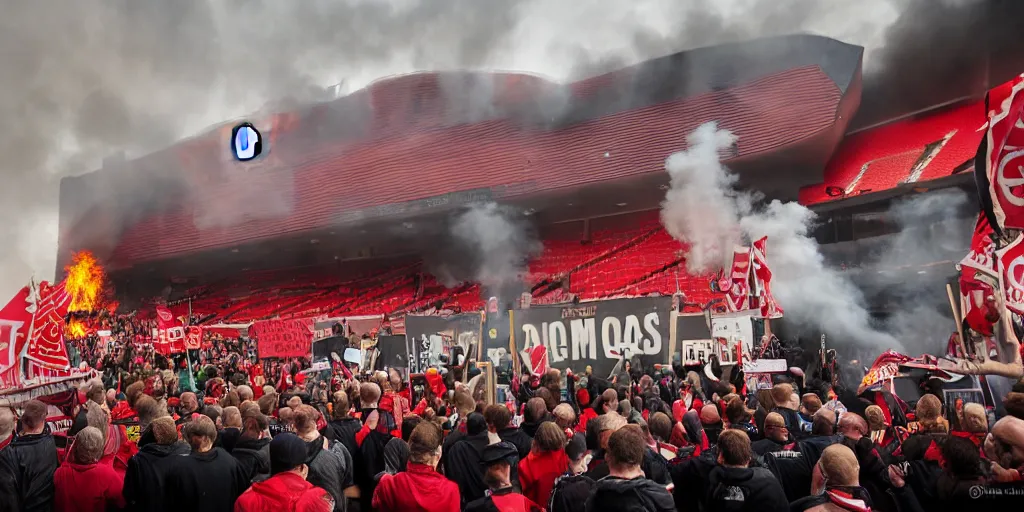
xmin=623 ymin=315 xmax=643 ymax=356
xmin=548 ymin=322 xmax=567 ymax=362
xmin=643 ymin=312 xmax=662 ymax=355
xmin=570 ymin=318 xmax=596 ymax=360
xmin=601 ymin=317 xmax=622 ymax=358
xmin=522 ymin=324 xmax=542 ymax=349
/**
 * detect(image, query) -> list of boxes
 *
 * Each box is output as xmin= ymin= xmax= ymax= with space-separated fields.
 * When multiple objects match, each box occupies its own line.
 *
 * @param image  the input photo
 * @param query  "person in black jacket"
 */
xmin=444 ymin=412 xmax=495 ymax=506
xmin=549 ymin=432 xmax=594 ymax=512
xmin=752 ymin=413 xmax=794 ymax=456
xmin=231 ymin=412 xmax=271 ymax=483
xmin=123 ymin=416 xmax=190 ymax=512
xmin=164 ymin=415 xmax=249 ymax=512
xmin=322 ymin=391 xmax=362 ymax=463
xmin=791 ymin=444 xmax=874 ymax=512
xmin=0 ymin=400 xmax=57 ymax=512
xmin=295 ymin=404 xmax=352 ymax=512
xmin=486 ymin=403 xmax=532 ymax=460
xmin=672 ymin=429 xmax=789 ymax=512
xmin=585 ymin=425 xmax=673 ymax=512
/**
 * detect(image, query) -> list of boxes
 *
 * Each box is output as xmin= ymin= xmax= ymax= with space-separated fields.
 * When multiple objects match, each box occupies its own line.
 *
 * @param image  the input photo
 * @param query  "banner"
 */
xmin=722 ymin=247 xmax=751 ymax=312
xmin=676 ymin=313 xmax=712 ymax=340
xmin=405 ymin=314 xmax=481 ymax=374
xmin=375 ymin=335 xmax=408 ymax=369
xmin=984 ymin=74 xmax=1024 ymax=230
xmin=711 ymin=311 xmax=756 ymax=359
xmin=996 ymin=233 xmax=1024 ymax=315
xmin=511 ymin=297 xmax=673 ymax=378
xmin=23 ymin=281 xmax=72 ymax=371
xmin=154 ymin=305 xmax=186 ymax=355
xmin=313 ymin=315 xmax=383 ymax=341
xmin=750 ymin=237 xmax=783 ymax=319
xmin=311 ymin=335 xmax=349 ymax=362
xmin=250 ymin=318 xmax=314 ymax=359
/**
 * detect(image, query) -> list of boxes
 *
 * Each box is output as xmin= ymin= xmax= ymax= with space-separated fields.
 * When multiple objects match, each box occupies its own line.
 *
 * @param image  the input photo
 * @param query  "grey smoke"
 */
xmin=662 ymin=122 xmax=900 ymax=351
xmin=426 ymin=202 xmax=541 ymax=301
xmin=1 ymin=0 xmax=1016 ymax=302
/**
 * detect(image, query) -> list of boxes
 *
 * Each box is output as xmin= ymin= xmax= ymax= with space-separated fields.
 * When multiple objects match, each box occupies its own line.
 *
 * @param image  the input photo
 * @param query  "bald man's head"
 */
xmin=986 ymin=416 xmax=1024 ymax=469
xmin=818 ymin=444 xmax=860 ymax=487
xmin=838 ymin=413 xmax=869 ymax=440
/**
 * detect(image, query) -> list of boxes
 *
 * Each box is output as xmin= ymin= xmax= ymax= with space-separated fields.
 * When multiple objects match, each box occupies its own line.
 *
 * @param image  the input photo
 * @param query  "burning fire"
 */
xmin=66 ymin=318 xmax=88 ymax=339
xmin=65 ymin=251 xmax=105 ymax=313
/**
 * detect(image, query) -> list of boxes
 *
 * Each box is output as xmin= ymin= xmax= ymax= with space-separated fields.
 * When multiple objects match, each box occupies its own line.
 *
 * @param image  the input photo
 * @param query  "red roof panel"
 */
xmin=799 ymin=101 xmax=986 ymax=205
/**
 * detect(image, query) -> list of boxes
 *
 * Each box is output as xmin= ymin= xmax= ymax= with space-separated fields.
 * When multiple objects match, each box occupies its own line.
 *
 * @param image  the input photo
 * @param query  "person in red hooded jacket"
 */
xmin=54 ymin=426 xmax=125 ymax=512
xmin=372 ymin=421 xmax=460 ymax=512
xmin=234 ymin=433 xmax=335 ymax=512
xmin=519 ymin=422 xmax=569 ymax=507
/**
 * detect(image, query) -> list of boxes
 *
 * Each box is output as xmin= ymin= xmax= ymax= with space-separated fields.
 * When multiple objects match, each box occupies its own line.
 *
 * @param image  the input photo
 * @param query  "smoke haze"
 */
xmin=0 ymin=0 xmax=1018 ymax=301
xmin=662 ymin=122 xmax=900 ymax=351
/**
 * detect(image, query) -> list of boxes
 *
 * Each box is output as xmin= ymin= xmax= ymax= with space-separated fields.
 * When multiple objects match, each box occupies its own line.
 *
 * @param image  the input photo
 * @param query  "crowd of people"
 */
xmin=3 ymin=327 xmax=1024 ymax=512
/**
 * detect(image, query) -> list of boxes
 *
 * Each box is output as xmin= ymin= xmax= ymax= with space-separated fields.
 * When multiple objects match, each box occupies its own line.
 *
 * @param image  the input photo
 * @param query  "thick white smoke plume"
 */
xmin=427 ymin=202 xmax=542 ymax=300
xmin=661 ymin=122 xmax=900 ymax=350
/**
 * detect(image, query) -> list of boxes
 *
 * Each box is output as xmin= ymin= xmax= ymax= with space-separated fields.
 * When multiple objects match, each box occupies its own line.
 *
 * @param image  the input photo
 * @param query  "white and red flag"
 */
xmin=750 ymin=236 xmax=784 ymax=319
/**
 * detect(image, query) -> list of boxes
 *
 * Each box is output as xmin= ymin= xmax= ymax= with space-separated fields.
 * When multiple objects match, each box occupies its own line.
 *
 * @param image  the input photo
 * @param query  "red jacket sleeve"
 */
xmin=371 ymin=474 xmax=392 ymax=510
xmin=355 ymin=424 xmax=371 ymax=447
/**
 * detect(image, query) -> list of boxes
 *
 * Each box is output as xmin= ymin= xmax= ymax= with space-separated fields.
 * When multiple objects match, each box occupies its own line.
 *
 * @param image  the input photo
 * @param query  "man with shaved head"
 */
xmin=752 ymin=412 xmax=792 ymax=456
xmin=985 ymin=415 xmax=1024 ymax=480
xmin=791 ymin=444 xmax=872 ymax=512
xmin=837 ymin=413 xmax=895 ymax=512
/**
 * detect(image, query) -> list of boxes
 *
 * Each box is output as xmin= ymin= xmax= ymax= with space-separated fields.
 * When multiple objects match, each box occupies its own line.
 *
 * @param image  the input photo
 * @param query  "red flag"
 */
xmin=154 ymin=305 xmax=185 ymax=355
xmin=996 ymin=233 xmax=1024 ymax=315
xmin=750 ymin=237 xmax=783 ymax=319
xmin=0 ymin=286 xmax=33 ymax=390
xmin=184 ymin=326 xmax=203 ymax=350
xmin=722 ymin=247 xmax=751 ymax=312
xmin=985 ymin=74 xmax=1024 ymax=230
xmin=23 ymin=281 xmax=73 ymax=370
xmin=961 ymin=213 xmax=998 ymax=276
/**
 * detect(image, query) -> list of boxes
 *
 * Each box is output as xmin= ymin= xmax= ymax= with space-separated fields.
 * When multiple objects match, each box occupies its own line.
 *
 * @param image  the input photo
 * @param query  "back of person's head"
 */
xmin=73 ymin=426 xmax=105 ymax=464
xmin=242 ymin=413 xmax=269 ymax=438
xmin=286 ymin=396 xmax=303 ymax=410
xmin=700 ymin=404 xmax=721 ymax=425
xmin=534 ymin=421 xmax=567 ymax=453
xmin=941 ymin=435 xmax=983 ymax=478
xmin=331 ymin=391 xmax=350 ymax=420
xmin=221 ymin=391 xmax=241 ymax=409
xmin=649 ymin=412 xmax=672 ymax=442
xmin=125 ymin=381 xmax=146 ymax=408
xmin=278 ymin=406 xmax=295 ymax=426
xmin=864 ymin=405 xmax=886 ymax=431
xmin=484 ymin=404 xmax=513 ymax=431
xmin=916 ymin=394 xmax=944 ymax=432
xmin=818 ymin=444 xmax=860 ymax=487
xmin=401 ymin=415 xmax=423 ymax=441
xmin=86 ymin=402 xmax=111 ymax=436
xmin=606 ymin=424 xmax=645 ymax=470
xmin=183 ymin=415 xmax=217 ymax=451
xmin=838 ymin=413 xmax=869 ymax=439
xmin=408 ymin=421 xmax=443 ymax=465
xmin=617 ymin=399 xmax=632 ymax=418
xmin=135 ymin=395 xmax=167 ymax=426
xmin=466 ymin=412 xmax=488 ymax=436
xmin=717 ymin=429 xmax=752 ymax=467
xmin=552 ymin=403 xmax=575 ymax=429
xmin=0 ymin=408 xmax=14 ymax=441
xmin=985 ymin=416 xmax=1024 ymax=469
xmin=236 ymin=385 xmax=254 ymax=402
xmin=756 ymin=389 xmax=775 ymax=411
xmin=257 ymin=393 xmax=277 ymax=416
xmin=83 ymin=378 xmax=105 ymax=405
xmin=595 ymin=412 xmax=627 ymax=450
xmin=239 ymin=401 xmax=261 ymax=419
xmin=771 ymin=383 xmax=794 ymax=409
xmin=269 ymin=433 xmax=309 ymax=476
xmin=150 ymin=416 xmax=179 ymax=445
xmin=292 ymin=404 xmax=319 ymax=435
xmin=565 ymin=431 xmax=587 ymax=463
xmin=600 ymin=388 xmax=618 ymax=413
xmin=725 ymin=397 xmax=750 ymax=424
xmin=535 ymin=387 xmax=556 ymax=412
xmin=453 ymin=390 xmax=475 ymax=417
xmin=202 ymin=404 xmax=222 ymax=425
xmin=812 ymin=409 xmax=836 ymax=436
xmin=961 ymin=403 xmax=988 ymax=434
xmin=360 ymin=382 xmax=382 ymax=407
xmin=20 ymin=400 xmax=48 ymax=432
xmin=222 ymin=406 xmax=242 ymax=429
xmin=801 ymin=393 xmax=823 ymax=415
xmin=525 ymin=397 xmax=547 ymax=423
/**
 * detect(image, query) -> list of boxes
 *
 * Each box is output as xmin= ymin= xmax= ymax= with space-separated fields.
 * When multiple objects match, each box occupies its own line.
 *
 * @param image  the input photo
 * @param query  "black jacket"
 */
xmin=444 ymin=432 xmax=492 ymax=505
xmin=304 ymin=435 xmax=353 ymax=512
xmin=751 ymin=438 xmax=792 ymax=457
xmin=164 ymin=447 xmax=250 ymax=512
xmin=704 ymin=465 xmax=790 ymax=512
xmin=0 ymin=431 xmax=58 ymax=512
xmin=322 ymin=417 xmax=362 ymax=464
xmin=216 ymin=427 xmax=242 ymax=453
xmin=231 ymin=437 xmax=271 ymax=483
xmin=584 ymin=476 xmax=675 ymax=512
xmin=772 ymin=408 xmax=804 ymax=439
xmin=499 ymin=427 xmax=533 ymax=460
xmin=548 ymin=473 xmax=595 ymax=512
xmin=123 ymin=441 xmax=190 ymax=512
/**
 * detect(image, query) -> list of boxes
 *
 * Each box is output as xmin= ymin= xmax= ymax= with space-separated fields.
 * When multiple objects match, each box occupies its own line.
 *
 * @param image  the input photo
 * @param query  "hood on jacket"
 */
xmin=245 ymin=471 xmax=324 ymax=508
xmin=234 ymin=437 xmax=271 ymax=452
xmin=303 ymin=435 xmax=325 ymax=465
xmin=591 ymin=476 xmax=674 ymax=510
xmin=140 ymin=441 xmax=190 ymax=458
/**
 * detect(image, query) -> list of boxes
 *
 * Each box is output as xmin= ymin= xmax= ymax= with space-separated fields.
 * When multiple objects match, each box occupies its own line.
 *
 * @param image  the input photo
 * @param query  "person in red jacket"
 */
xmin=234 ymin=433 xmax=335 ymax=512
xmin=373 ymin=421 xmax=460 ymax=512
xmin=519 ymin=422 xmax=569 ymax=507
xmin=54 ymin=426 xmax=125 ymax=512
xmin=468 ymin=443 xmax=543 ymax=512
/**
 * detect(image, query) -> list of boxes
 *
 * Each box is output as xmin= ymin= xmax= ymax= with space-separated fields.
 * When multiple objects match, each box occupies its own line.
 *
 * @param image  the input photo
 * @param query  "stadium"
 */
xmin=54 ymin=33 xmax=999 ymax=335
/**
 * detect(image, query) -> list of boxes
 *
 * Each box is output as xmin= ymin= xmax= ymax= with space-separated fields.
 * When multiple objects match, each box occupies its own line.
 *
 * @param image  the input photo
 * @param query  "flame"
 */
xmin=65 ymin=251 xmax=105 ymax=313
xmin=66 ymin=318 xmax=88 ymax=339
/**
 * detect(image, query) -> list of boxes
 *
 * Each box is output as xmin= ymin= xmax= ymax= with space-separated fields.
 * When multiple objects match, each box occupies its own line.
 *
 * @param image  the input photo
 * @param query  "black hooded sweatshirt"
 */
xmin=704 ymin=465 xmax=790 ymax=512
xmin=230 ymin=436 xmax=271 ymax=483
xmin=0 ymin=430 xmax=58 ymax=512
xmin=444 ymin=431 xmax=493 ymax=505
xmin=164 ymin=447 xmax=250 ymax=512
xmin=499 ymin=426 xmax=534 ymax=460
xmin=584 ymin=476 xmax=675 ymax=512
xmin=549 ymin=473 xmax=595 ymax=512
xmin=304 ymin=435 xmax=353 ymax=512
xmin=123 ymin=441 xmax=190 ymax=512
xmin=322 ymin=417 xmax=362 ymax=464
